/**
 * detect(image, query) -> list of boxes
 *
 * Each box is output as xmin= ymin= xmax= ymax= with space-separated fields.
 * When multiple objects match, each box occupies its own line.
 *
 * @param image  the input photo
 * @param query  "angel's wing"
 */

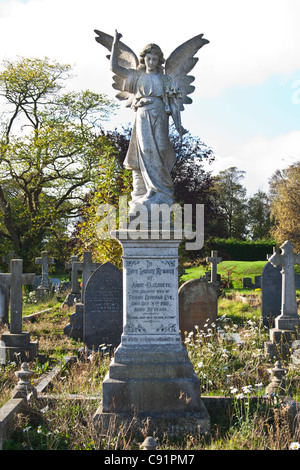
xmin=94 ymin=30 xmax=139 ymax=107
xmin=165 ymin=34 xmax=209 ymax=111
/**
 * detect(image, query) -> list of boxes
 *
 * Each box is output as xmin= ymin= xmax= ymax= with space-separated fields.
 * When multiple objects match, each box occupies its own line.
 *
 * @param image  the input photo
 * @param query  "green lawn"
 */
xmin=181 ymin=260 xmax=268 ymax=289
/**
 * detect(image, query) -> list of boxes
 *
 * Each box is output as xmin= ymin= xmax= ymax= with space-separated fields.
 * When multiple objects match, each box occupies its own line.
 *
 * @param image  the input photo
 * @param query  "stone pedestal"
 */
xmin=0 ymin=332 xmax=38 ymax=365
xmin=93 ymin=230 xmax=210 ymax=437
xmin=63 ymin=303 xmax=84 ymax=341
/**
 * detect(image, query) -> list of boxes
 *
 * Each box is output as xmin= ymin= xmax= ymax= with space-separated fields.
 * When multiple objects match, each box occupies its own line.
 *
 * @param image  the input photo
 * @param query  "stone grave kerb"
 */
xmin=206 ymin=250 xmax=222 ymax=283
xmin=35 ymin=251 xmax=54 ymax=291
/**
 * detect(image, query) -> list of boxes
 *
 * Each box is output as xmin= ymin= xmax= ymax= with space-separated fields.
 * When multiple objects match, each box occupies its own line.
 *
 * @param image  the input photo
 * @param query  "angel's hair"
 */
xmin=138 ymin=43 xmax=165 ymax=72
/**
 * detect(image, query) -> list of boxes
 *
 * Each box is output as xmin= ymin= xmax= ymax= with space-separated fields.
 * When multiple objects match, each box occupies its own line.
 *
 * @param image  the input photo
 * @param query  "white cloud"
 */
xmin=1 ymin=0 xmax=300 ymax=98
xmin=208 ymin=131 xmax=300 ymax=195
xmin=1 ymin=0 xmax=300 ymax=196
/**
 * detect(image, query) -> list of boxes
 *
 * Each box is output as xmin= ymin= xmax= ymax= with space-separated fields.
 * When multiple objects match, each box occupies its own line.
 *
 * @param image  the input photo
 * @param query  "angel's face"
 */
xmin=144 ymin=53 xmax=159 ymax=73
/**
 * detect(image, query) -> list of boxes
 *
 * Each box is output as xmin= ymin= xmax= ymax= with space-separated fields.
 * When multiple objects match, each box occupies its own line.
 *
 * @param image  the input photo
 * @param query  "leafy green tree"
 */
xmin=212 ymin=166 xmax=248 ymax=239
xmin=0 ymin=57 xmax=116 ymax=269
xmin=247 ymin=190 xmax=273 ymax=240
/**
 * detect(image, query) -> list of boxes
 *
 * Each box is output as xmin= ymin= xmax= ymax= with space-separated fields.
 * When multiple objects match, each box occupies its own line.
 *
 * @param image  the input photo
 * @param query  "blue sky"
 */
xmin=1 ymin=0 xmax=300 ymax=195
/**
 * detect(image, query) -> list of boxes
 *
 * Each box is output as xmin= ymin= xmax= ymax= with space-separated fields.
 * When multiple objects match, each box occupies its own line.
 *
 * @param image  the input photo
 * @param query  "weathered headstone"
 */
xmin=64 ymin=251 xmax=101 ymax=340
xmin=35 ymin=251 xmax=54 ymax=292
xmin=243 ymin=277 xmax=253 ymax=289
xmin=84 ymin=262 xmax=123 ymax=350
xmin=67 ymin=255 xmax=80 ymax=290
xmin=0 ymin=260 xmax=37 ymax=364
xmin=62 ymin=255 xmax=80 ymax=307
xmin=254 ymin=275 xmax=261 ymax=289
xmin=0 ymin=279 xmax=9 ymax=325
xmin=179 ymin=278 xmax=218 ymax=340
xmin=261 ymin=261 xmax=282 ymax=327
xmin=206 ymin=250 xmax=222 ymax=283
xmin=264 ymin=241 xmax=300 ymax=358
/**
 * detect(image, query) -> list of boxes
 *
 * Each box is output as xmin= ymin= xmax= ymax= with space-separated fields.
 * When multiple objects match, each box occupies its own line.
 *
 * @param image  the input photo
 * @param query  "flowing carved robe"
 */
xmin=123 ymin=70 xmax=180 ymax=206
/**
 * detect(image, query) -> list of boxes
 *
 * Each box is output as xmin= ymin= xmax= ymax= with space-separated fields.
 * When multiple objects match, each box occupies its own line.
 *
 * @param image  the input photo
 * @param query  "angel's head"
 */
xmin=138 ymin=43 xmax=165 ymax=73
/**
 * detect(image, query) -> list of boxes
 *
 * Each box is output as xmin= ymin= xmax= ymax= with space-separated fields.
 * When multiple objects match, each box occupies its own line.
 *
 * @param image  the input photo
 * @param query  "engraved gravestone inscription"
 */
xmin=84 ymin=262 xmax=123 ymax=350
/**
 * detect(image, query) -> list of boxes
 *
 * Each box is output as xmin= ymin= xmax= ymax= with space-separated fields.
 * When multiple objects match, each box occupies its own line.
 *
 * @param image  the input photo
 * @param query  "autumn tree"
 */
xmin=269 ymin=161 xmax=300 ymax=250
xmin=0 ymin=57 xmax=116 ymax=269
xmin=74 ymin=127 xmax=223 ymax=264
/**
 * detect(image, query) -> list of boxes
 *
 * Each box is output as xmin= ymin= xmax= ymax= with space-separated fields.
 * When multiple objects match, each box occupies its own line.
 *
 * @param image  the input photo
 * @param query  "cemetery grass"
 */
xmin=2 ymin=291 xmax=300 ymax=450
xmin=182 ymin=260 xmax=267 ymax=289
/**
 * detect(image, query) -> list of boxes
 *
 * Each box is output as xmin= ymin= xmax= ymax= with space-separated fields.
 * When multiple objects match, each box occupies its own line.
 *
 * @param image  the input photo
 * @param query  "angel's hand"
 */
xmin=114 ymin=29 xmax=123 ymax=43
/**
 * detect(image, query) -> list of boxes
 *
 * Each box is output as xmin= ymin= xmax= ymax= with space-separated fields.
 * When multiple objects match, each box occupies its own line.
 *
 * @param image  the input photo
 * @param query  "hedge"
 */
xmin=207 ymin=238 xmax=276 ymax=261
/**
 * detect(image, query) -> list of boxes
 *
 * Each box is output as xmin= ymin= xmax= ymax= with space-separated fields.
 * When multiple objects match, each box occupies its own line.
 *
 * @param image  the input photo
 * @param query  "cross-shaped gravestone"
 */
xmin=0 ymin=259 xmax=35 ymax=334
xmin=65 ymin=255 xmax=80 ymax=294
xmin=206 ymin=250 xmax=222 ymax=283
xmin=35 ymin=251 xmax=54 ymax=290
xmin=268 ymin=240 xmax=300 ymax=331
xmin=73 ymin=251 xmax=101 ymax=302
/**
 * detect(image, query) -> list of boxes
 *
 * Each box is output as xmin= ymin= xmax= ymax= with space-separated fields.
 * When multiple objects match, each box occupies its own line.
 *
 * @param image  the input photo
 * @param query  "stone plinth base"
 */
xmin=93 ymin=407 xmax=210 ymax=439
xmin=93 ymin=343 xmax=210 ymax=438
xmin=63 ymin=303 xmax=83 ymax=341
xmin=274 ymin=314 xmax=300 ymax=332
xmin=0 ymin=332 xmax=38 ymax=364
xmin=264 ymin=327 xmax=300 ymax=359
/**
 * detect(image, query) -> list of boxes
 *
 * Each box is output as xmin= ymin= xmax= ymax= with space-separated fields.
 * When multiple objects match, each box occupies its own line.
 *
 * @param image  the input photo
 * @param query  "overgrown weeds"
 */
xmin=1 ymin=295 xmax=300 ymax=450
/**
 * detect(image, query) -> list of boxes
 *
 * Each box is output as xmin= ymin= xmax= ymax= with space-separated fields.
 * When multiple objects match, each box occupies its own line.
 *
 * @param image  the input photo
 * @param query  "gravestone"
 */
xmin=84 ymin=262 xmax=123 ymax=350
xmin=261 ymin=261 xmax=282 ymax=327
xmin=296 ymin=273 xmax=300 ymax=290
xmin=206 ymin=250 xmax=222 ymax=283
xmin=0 ymin=277 xmax=9 ymax=325
xmin=264 ymin=241 xmax=300 ymax=358
xmin=0 ymin=260 xmax=37 ymax=364
xmin=243 ymin=277 xmax=253 ymax=289
xmin=255 ymin=275 xmax=261 ymax=289
xmin=64 ymin=251 xmax=101 ymax=340
xmin=179 ymin=278 xmax=218 ymax=340
xmin=63 ymin=255 xmax=81 ymax=307
xmin=35 ymin=251 xmax=54 ymax=292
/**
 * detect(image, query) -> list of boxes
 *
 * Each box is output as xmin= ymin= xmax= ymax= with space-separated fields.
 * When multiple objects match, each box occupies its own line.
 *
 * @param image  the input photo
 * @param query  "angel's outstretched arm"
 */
xmin=110 ymin=30 xmax=130 ymax=79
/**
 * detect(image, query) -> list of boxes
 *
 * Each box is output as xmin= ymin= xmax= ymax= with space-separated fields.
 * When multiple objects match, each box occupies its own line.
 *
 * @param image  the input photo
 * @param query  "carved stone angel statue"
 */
xmin=94 ymin=29 xmax=209 ymax=214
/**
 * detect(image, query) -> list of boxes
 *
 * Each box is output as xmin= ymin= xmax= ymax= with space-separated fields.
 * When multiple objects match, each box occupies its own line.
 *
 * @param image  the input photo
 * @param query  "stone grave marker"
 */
xmin=0 ymin=259 xmax=37 ymax=364
xmin=94 ymin=229 xmax=210 ymax=437
xmin=84 ymin=262 xmax=123 ymax=351
xmin=206 ymin=250 xmax=222 ymax=283
xmin=35 ymin=251 xmax=54 ymax=292
xmin=179 ymin=278 xmax=218 ymax=340
xmin=64 ymin=251 xmax=101 ymax=340
xmin=261 ymin=260 xmax=282 ymax=327
xmin=243 ymin=277 xmax=253 ymax=289
xmin=264 ymin=241 xmax=300 ymax=358
xmin=63 ymin=255 xmax=81 ymax=307
xmin=255 ymin=275 xmax=261 ymax=289
xmin=0 ymin=268 xmax=9 ymax=325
